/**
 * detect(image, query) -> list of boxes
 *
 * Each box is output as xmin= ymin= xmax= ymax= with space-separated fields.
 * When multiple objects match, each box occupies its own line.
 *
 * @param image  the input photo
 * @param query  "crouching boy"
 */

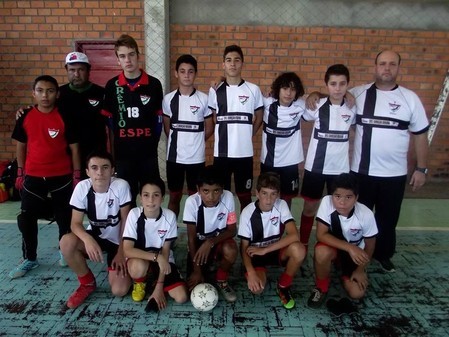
xmin=307 ymin=173 xmax=377 ymax=308
xmin=238 ymin=172 xmax=306 ymax=309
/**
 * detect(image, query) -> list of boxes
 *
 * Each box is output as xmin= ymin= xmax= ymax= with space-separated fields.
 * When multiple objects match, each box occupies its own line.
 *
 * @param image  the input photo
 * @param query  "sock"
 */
xmin=78 ymin=270 xmax=95 ymax=286
xmin=278 ymin=272 xmax=293 ymax=288
xmin=216 ymin=268 xmax=228 ymax=282
xmin=134 ymin=277 xmax=146 ymax=283
xmin=300 ymin=213 xmax=314 ymax=245
xmin=316 ymin=277 xmax=330 ymax=293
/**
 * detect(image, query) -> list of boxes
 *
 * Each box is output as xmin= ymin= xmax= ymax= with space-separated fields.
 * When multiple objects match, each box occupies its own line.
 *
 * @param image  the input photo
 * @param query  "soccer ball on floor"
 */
xmin=190 ymin=283 xmax=219 ymax=312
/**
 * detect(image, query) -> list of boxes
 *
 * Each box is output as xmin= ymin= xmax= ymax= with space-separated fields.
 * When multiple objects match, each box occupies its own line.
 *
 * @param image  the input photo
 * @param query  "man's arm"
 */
xmin=240 ymin=238 xmax=255 ymax=274
xmin=204 ymin=115 xmax=214 ymax=140
xmin=16 ymin=141 xmax=27 ymax=170
xmin=409 ymin=132 xmax=429 ymax=191
xmin=68 ymin=143 xmax=81 ymax=171
xmin=252 ymin=108 xmax=263 ymax=136
xmin=163 ymin=115 xmax=171 ymax=138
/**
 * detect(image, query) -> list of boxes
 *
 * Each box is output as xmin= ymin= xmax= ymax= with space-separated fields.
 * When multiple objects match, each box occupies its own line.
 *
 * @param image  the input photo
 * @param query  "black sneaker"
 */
xmin=307 ymin=287 xmax=327 ymax=309
xmin=378 ymin=258 xmax=395 ymax=272
xmin=276 ymin=286 xmax=295 ymax=309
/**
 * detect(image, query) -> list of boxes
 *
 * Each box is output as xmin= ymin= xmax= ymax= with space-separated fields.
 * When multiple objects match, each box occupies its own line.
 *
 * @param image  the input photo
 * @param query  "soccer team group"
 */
xmin=9 ymin=34 xmax=429 ymax=313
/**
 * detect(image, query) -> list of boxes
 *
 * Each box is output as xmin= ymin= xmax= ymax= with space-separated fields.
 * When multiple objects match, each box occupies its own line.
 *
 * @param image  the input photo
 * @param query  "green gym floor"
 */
xmin=0 ymin=183 xmax=448 ymax=337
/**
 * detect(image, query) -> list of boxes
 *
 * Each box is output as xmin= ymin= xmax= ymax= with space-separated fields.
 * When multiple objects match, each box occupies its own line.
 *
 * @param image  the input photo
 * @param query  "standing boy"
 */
xmin=238 ymin=172 xmax=306 ymax=310
xmin=123 ymin=177 xmax=188 ymax=311
xmin=61 ymin=151 xmax=132 ymax=309
xmin=208 ymin=45 xmax=264 ymax=210
xmin=307 ymin=173 xmax=377 ymax=308
xmin=299 ymin=64 xmax=356 ymax=252
xmin=260 ymin=72 xmax=306 ymax=207
xmin=102 ymin=34 xmax=163 ymax=206
xmin=9 ymin=75 xmax=80 ymax=279
xmin=163 ymin=54 xmax=214 ymax=217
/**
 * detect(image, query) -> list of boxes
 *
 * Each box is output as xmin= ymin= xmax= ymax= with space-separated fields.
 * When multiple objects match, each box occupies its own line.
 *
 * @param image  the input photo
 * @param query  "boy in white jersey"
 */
xmin=60 ymin=151 xmax=132 ymax=309
xmin=307 ymin=173 xmax=377 ymax=309
xmin=261 ymin=72 xmax=306 ymax=208
xmin=183 ymin=165 xmax=238 ymax=302
xmin=123 ymin=177 xmax=188 ymax=311
xmin=300 ymin=64 xmax=356 ymax=253
xmin=163 ymin=54 xmax=214 ymax=218
xmin=208 ymin=45 xmax=264 ymax=210
xmin=238 ymin=172 xmax=306 ymax=310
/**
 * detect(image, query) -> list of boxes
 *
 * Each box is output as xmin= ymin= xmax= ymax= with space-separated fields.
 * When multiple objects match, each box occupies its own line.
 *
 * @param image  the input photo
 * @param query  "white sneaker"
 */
xmin=9 ymin=259 xmax=39 ymax=279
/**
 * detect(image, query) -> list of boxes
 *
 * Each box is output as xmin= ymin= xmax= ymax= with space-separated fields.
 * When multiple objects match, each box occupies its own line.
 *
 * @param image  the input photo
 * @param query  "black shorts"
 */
xmin=166 ymin=161 xmax=205 ymax=193
xmin=213 ymin=157 xmax=253 ymax=194
xmin=149 ymin=262 xmax=185 ymax=290
xmin=251 ymin=249 xmax=287 ymax=269
xmin=260 ymin=163 xmax=299 ymax=197
xmin=300 ymin=170 xmax=338 ymax=200
xmin=86 ymin=230 xmax=119 ymax=268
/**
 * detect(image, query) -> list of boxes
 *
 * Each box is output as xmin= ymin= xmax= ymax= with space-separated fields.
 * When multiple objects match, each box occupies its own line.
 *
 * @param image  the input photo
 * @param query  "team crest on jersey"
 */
xmin=350 ymin=228 xmax=361 ymax=236
xmin=389 ymin=101 xmax=401 ymax=114
xmin=158 ymin=229 xmax=167 ymax=239
xmin=48 ymin=128 xmax=59 ymax=138
xmin=89 ymin=99 xmax=100 ymax=107
xmin=190 ymin=105 xmax=200 ymax=115
xmin=289 ymin=112 xmax=299 ymax=120
xmin=107 ymin=199 xmax=114 ymax=208
xmin=140 ymin=95 xmax=151 ymax=105
xmin=270 ymin=216 xmax=279 ymax=227
xmin=341 ymin=114 xmax=352 ymax=123
xmin=217 ymin=212 xmax=225 ymax=221
xmin=239 ymin=95 xmax=249 ymax=105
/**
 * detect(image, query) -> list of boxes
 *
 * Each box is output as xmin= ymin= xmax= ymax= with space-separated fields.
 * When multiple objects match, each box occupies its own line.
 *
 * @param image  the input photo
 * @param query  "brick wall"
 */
xmin=0 ymin=0 xmax=146 ymax=162
xmin=169 ymin=25 xmax=449 ymax=180
xmin=1 ymin=0 xmax=448 ymax=180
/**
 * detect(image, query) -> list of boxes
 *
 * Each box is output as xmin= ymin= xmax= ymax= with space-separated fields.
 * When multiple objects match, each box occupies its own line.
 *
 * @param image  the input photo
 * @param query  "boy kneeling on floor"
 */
xmin=307 ymin=173 xmax=378 ymax=309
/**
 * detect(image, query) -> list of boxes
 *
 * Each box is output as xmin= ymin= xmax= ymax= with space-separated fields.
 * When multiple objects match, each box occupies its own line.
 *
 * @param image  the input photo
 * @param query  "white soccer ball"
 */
xmin=190 ymin=283 xmax=219 ymax=312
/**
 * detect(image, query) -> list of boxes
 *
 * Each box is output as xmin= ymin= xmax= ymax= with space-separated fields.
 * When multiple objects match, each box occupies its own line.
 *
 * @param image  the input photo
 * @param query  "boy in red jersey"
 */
xmin=9 ymin=75 xmax=80 ymax=279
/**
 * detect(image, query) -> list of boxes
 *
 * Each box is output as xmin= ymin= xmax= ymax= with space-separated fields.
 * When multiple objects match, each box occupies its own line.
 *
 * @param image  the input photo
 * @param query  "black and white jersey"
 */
xmin=183 ymin=190 xmax=237 ymax=240
xmin=238 ymin=199 xmax=294 ymax=247
xmin=163 ymin=89 xmax=212 ymax=164
xmin=208 ymin=80 xmax=263 ymax=158
xmin=261 ymin=97 xmax=305 ymax=167
xmin=303 ymin=98 xmax=356 ymax=174
xmin=123 ymin=207 xmax=177 ymax=263
xmin=350 ymin=83 xmax=429 ymax=177
xmin=316 ymin=195 xmax=378 ymax=249
xmin=70 ymin=177 xmax=132 ymax=244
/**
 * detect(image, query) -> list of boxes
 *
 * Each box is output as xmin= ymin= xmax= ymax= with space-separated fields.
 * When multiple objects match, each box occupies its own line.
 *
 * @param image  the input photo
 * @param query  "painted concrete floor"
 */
xmin=0 ymin=197 xmax=448 ymax=337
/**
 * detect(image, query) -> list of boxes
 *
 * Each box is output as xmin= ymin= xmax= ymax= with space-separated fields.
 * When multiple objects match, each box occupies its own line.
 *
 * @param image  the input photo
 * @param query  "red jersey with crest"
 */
xmin=11 ymin=106 xmax=77 ymax=177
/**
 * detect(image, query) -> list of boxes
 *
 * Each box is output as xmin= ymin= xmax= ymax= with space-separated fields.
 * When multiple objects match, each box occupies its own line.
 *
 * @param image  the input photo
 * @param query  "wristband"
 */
xmin=153 ymin=252 xmax=159 ymax=262
xmin=17 ymin=167 xmax=24 ymax=177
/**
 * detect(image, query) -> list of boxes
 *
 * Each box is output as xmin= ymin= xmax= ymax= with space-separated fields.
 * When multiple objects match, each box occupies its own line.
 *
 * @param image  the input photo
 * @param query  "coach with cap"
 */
xmin=59 ymin=52 xmax=108 ymax=177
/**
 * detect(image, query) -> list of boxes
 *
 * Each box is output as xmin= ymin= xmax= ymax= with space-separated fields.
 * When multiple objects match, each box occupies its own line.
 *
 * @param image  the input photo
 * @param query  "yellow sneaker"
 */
xmin=132 ymin=282 xmax=146 ymax=302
